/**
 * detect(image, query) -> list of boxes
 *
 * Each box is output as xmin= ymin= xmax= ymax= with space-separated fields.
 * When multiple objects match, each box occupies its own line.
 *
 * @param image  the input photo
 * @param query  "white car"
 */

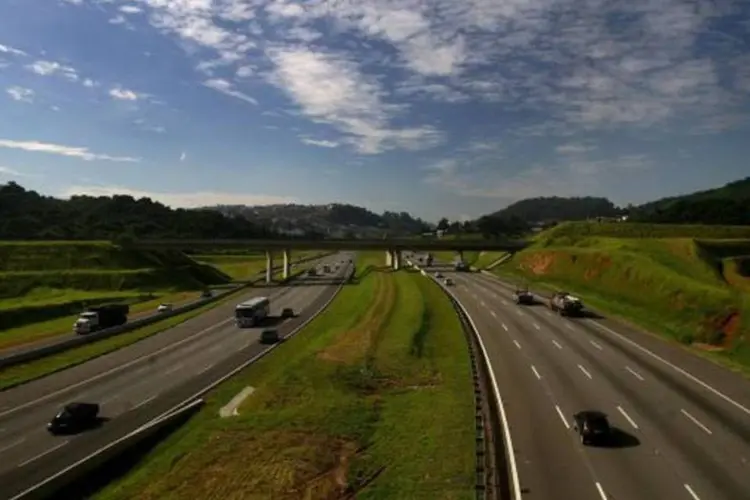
xmin=157 ymin=303 xmax=173 ymax=313
xmin=435 ymin=272 xmax=443 ymax=278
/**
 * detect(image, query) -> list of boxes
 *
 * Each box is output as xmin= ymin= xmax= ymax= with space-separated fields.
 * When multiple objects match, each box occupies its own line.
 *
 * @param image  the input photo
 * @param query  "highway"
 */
xmin=431 ymin=264 xmax=750 ymax=500
xmin=0 ymin=252 xmax=352 ymax=499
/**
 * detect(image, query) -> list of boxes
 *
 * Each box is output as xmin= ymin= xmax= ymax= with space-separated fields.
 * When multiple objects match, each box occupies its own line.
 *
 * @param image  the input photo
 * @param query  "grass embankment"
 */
xmin=0 ymin=242 xmax=326 ymax=350
xmin=96 ymin=252 xmax=476 ymax=500
xmin=493 ymin=221 xmax=750 ymax=369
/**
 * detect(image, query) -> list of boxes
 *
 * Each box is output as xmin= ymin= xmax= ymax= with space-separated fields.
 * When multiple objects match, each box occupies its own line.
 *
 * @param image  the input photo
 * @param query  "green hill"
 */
xmin=490 ymin=222 xmax=750 ymax=369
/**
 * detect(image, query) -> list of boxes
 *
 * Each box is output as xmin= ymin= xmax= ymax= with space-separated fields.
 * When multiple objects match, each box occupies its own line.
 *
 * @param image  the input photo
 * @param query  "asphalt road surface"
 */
xmin=431 ymin=265 xmax=750 ymax=500
xmin=0 ymin=252 xmax=353 ymax=498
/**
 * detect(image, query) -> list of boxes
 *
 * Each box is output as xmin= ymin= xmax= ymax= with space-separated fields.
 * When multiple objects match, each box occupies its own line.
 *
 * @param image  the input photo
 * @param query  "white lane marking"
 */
xmin=101 ymin=393 xmax=121 ymax=405
xmin=552 ymin=340 xmax=563 ymax=349
xmin=513 ymin=340 xmax=521 ymax=350
xmin=0 ymin=437 xmax=26 ymax=454
xmin=533 ymin=323 xmax=541 ymax=330
xmin=490 ymin=311 xmax=497 ymax=318
xmin=555 ymin=405 xmax=570 ymax=429
xmin=163 ymin=363 xmax=184 ymax=376
xmin=591 ymin=320 xmax=750 ymax=418
xmin=544 ymin=310 xmax=552 ymax=317
xmin=595 ymin=482 xmax=608 ymax=500
xmin=531 ymin=365 xmax=542 ymax=380
xmin=130 ymin=395 xmax=157 ymax=412
xmin=590 ymin=340 xmax=603 ymax=350
xmin=480 ymin=300 xmax=486 ymax=307
xmin=502 ymin=323 xmax=509 ymax=332
xmin=471 ymin=293 xmax=478 ymax=299
xmin=617 ymin=406 xmax=639 ymax=430
xmin=17 ymin=441 xmax=68 ymax=468
xmin=578 ymin=364 xmax=593 ymax=379
xmin=501 ymin=300 xmax=508 ymax=306
xmin=516 ymin=310 xmax=523 ymax=316
xmin=197 ymin=362 xmax=214 ymax=375
xmin=625 ymin=366 xmax=645 ymax=381
xmin=684 ymin=483 xmax=701 ymax=500
xmin=565 ymin=323 xmax=573 ymax=330
xmin=680 ymin=409 xmax=712 ymax=435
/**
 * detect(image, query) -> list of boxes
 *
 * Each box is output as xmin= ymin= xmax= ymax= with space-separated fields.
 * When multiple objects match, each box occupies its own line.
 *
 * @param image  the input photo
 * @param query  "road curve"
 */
xmin=434 ymin=266 xmax=750 ymax=500
xmin=0 ymin=252 xmax=353 ymax=499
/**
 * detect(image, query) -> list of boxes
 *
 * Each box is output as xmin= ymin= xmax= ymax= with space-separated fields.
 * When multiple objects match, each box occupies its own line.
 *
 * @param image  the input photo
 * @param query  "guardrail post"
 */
xmin=265 ymin=250 xmax=273 ymax=283
xmin=282 ymin=249 xmax=291 ymax=280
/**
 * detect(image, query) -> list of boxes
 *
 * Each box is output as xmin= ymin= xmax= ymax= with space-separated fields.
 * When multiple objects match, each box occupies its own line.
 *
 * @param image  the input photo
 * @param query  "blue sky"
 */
xmin=0 ymin=0 xmax=748 ymax=222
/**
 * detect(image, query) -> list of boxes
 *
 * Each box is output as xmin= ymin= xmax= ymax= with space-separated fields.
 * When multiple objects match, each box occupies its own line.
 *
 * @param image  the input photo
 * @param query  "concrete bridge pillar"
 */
xmin=393 ymin=250 xmax=401 ymax=270
xmin=265 ymin=251 xmax=274 ymax=284
xmin=282 ymin=249 xmax=291 ymax=280
xmin=385 ymin=250 xmax=393 ymax=267
xmin=457 ymin=250 xmax=464 ymax=263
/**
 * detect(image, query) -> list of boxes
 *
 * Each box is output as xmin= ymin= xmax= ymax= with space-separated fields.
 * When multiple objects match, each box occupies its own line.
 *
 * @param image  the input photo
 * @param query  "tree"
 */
xmin=436 ymin=217 xmax=449 ymax=231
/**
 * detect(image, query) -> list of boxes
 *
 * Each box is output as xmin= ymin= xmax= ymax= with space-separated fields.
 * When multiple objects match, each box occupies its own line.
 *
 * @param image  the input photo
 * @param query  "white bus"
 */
xmin=235 ymin=296 xmax=270 ymax=328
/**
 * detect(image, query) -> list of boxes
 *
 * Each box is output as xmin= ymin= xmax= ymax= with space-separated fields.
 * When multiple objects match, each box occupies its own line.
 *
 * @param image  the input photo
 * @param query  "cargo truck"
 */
xmin=548 ymin=291 xmax=584 ymax=316
xmin=73 ymin=304 xmax=129 ymax=335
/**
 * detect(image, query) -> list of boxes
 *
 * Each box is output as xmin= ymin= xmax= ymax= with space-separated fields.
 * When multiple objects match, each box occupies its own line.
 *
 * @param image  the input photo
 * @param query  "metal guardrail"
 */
xmin=9 ymin=263 xmax=355 ymax=500
xmin=0 ymin=252 xmax=336 ymax=371
xmin=407 ymin=258 xmax=520 ymax=500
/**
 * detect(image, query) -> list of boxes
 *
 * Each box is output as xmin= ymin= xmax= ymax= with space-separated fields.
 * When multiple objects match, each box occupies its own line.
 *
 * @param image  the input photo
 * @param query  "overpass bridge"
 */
xmin=133 ymin=238 xmax=529 ymax=282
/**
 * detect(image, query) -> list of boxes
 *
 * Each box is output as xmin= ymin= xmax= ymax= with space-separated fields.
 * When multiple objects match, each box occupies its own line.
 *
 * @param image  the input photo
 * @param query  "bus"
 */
xmin=235 ymin=296 xmax=270 ymax=328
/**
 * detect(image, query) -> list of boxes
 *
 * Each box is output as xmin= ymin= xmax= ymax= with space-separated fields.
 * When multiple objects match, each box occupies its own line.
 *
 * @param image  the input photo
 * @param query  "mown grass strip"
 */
xmin=0 ymin=286 xmax=251 ymax=391
xmin=94 ymin=252 xmax=475 ymax=500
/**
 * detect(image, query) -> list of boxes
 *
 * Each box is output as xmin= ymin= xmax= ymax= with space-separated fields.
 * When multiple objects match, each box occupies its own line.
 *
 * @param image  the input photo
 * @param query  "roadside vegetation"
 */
xmin=96 ymin=252 xmax=476 ymax=500
xmin=491 ymin=221 xmax=750 ymax=370
xmin=0 ymin=241 xmax=327 ymax=350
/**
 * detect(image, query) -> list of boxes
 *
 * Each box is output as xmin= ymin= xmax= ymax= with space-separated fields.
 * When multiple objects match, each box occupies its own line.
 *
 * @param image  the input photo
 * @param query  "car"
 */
xmin=157 ymin=303 xmax=173 ymax=313
xmin=307 ymin=268 xmax=317 ymax=277
xmin=201 ymin=289 xmax=212 ymax=298
xmin=513 ymin=289 xmax=534 ymax=305
xmin=444 ymin=278 xmax=454 ymax=286
xmin=281 ymin=307 xmax=295 ymax=318
xmin=260 ymin=328 xmax=280 ymax=344
xmin=573 ymin=410 xmax=611 ymax=445
xmin=47 ymin=402 xmax=100 ymax=435
xmin=435 ymin=271 xmax=443 ymax=278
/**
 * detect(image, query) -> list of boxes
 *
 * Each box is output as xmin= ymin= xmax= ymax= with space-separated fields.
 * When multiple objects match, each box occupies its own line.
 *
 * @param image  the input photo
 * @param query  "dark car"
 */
xmin=201 ymin=289 xmax=213 ymax=299
xmin=573 ymin=410 xmax=611 ymax=445
xmin=513 ymin=288 xmax=534 ymax=305
xmin=281 ymin=307 xmax=295 ymax=318
xmin=260 ymin=328 xmax=280 ymax=344
xmin=48 ymin=402 xmax=100 ymax=435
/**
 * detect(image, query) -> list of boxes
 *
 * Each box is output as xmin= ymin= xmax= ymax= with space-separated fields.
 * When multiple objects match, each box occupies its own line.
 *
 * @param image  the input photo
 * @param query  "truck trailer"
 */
xmin=74 ymin=304 xmax=129 ymax=335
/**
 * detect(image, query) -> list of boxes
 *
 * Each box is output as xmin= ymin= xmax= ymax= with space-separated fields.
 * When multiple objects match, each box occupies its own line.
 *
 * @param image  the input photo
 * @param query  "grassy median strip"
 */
xmin=0 ymin=287 xmax=251 ymax=391
xmin=95 ymin=252 xmax=476 ymax=500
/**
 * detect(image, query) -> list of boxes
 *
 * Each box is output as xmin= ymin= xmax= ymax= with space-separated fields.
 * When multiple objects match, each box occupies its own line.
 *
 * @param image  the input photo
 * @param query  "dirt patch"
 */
xmin=318 ymin=273 xmax=396 ymax=365
xmin=521 ymin=253 xmax=556 ymax=275
xmin=699 ymin=311 xmax=741 ymax=347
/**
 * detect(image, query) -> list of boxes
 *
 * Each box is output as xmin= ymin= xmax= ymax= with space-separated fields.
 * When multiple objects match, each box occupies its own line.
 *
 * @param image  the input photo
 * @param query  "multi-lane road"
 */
xmin=432 ymin=264 xmax=750 ymax=500
xmin=0 ymin=252 xmax=353 ymax=499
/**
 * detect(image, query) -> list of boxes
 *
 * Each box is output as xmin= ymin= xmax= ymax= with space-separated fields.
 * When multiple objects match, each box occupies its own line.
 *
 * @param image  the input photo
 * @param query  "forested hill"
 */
xmin=489 ymin=196 xmax=622 ymax=222
xmin=629 ymin=177 xmax=750 ymax=225
xmin=0 ymin=182 xmax=274 ymax=240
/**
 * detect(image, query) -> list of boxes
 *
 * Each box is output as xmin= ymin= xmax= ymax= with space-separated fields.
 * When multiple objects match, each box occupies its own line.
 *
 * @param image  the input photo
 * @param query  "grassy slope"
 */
xmin=96 ymin=252 xmax=475 ymax=500
xmin=492 ymin=222 xmax=750 ymax=368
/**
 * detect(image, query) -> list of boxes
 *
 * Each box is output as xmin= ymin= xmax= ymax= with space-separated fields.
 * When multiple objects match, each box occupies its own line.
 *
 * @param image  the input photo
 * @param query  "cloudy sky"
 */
xmin=0 ymin=0 xmax=748 ymax=221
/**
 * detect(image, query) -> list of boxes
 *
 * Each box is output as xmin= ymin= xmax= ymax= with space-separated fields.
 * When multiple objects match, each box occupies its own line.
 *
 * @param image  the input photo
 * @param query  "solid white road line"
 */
xmin=591 ymin=320 xmax=750 ymax=418
xmin=578 ymin=364 xmax=593 ymax=379
xmin=0 ymin=437 xmax=26 ymax=454
xmin=552 ymin=340 xmax=563 ymax=349
xmin=617 ymin=406 xmax=639 ymax=430
xmin=595 ymin=482 xmax=608 ymax=500
xmin=531 ymin=365 xmax=542 ymax=380
xmin=513 ymin=340 xmax=522 ymax=350
xmin=555 ymin=405 xmax=570 ymax=429
xmin=533 ymin=323 xmax=541 ymax=330
xmin=684 ymin=483 xmax=701 ymax=500
xmin=625 ymin=366 xmax=645 ymax=381
xmin=680 ymin=409 xmax=713 ymax=435
xmin=590 ymin=340 xmax=603 ymax=350
xmin=17 ymin=441 xmax=68 ymax=468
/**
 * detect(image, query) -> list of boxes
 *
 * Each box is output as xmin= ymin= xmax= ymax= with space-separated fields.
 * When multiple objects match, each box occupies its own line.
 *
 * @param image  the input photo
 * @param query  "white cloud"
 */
xmin=6 ymin=86 xmax=34 ymax=103
xmin=0 ymin=139 xmax=140 ymax=162
xmin=203 ymin=78 xmax=258 ymax=105
xmin=179 ymin=151 xmax=186 ymax=161
xmin=301 ymin=138 xmax=339 ymax=148
xmin=119 ymin=5 xmax=143 ymax=14
xmin=268 ymin=47 xmax=441 ymax=154
xmin=0 ymin=43 xmax=26 ymax=56
xmin=109 ymin=87 xmax=141 ymax=100
xmin=60 ymin=185 xmax=296 ymax=208
xmin=0 ymin=166 xmax=25 ymax=176
xmin=235 ymin=65 xmax=254 ymax=78
xmin=556 ymin=143 xmax=595 ymax=154
xmin=82 ymin=78 xmax=98 ymax=88
xmin=26 ymin=60 xmax=79 ymax=81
